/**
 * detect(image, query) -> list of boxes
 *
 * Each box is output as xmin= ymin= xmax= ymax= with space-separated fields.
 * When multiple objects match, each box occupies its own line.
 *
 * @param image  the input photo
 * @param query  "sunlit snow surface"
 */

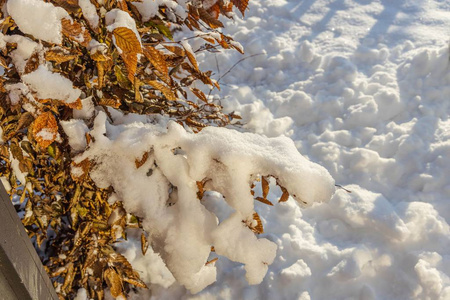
xmin=119 ymin=0 xmax=450 ymax=299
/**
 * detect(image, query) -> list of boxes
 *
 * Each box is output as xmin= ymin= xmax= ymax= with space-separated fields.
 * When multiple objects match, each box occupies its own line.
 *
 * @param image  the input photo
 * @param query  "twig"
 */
xmin=217 ymin=53 xmax=264 ymax=84
xmin=335 ymin=184 xmax=351 ymax=193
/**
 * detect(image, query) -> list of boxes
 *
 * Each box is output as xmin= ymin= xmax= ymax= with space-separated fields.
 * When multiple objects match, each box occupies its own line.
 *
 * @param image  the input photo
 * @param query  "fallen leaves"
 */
xmin=32 ymin=112 xmax=58 ymax=148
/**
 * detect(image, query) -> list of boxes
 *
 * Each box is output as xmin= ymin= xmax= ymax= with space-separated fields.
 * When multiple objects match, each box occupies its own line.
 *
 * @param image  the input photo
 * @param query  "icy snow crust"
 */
xmin=118 ymin=0 xmax=450 ymax=299
xmin=74 ymin=111 xmax=333 ymax=293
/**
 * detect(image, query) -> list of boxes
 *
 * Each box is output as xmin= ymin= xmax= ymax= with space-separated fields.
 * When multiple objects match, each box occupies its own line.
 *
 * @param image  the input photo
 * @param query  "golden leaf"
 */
xmin=61 ymin=18 xmax=91 ymax=47
xmin=278 ymin=186 xmax=289 ymax=203
xmin=163 ymin=44 xmax=185 ymax=57
xmin=97 ymin=61 xmax=106 ymax=88
xmin=231 ymin=0 xmax=249 ymax=16
xmin=52 ymin=0 xmax=80 ymax=14
xmin=205 ymin=258 xmax=218 ymax=266
xmin=113 ymin=27 xmax=142 ymax=54
xmin=45 ymin=50 xmax=79 ymax=64
xmin=61 ymin=98 xmax=82 ymax=110
xmin=71 ymin=158 xmax=91 ymax=183
xmin=16 ymin=111 xmax=34 ymax=132
xmin=135 ymin=151 xmax=149 ymax=169
xmin=245 ymin=212 xmax=264 ymax=234
xmin=104 ymin=268 xmax=124 ymax=298
xmin=0 ymin=16 xmax=15 ymax=34
xmin=261 ymin=176 xmax=269 ymax=199
xmin=196 ymin=180 xmax=204 ymax=200
xmin=182 ymin=43 xmax=199 ymax=72
xmin=140 ymin=232 xmax=148 ymax=256
xmin=190 ymin=88 xmax=208 ymax=103
xmin=143 ymin=46 xmax=169 ymax=82
xmin=186 ymin=117 xmax=207 ymax=129
xmin=61 ymin=262 xmax=75 ymax=293
xmin=134 ymin=77 xmax=144 ymax=103
xmin=24 ymin=52 xmax=40 ymax=74
xmin=208 ymin=2 xmax=221 ymax=19
xmin=98 ymin=96 xmax=121 ymax=108
xmin=32 ymin=112 xmax=58 ymax=148
xmin=198 ymin=7 xmax=223 ymax=29
xmin=123 ymin=276 xmax=148 ymax=289
xmin=122 ymin=52 xmax=138 ymax=83
xmin=255 ymin=197 xmax=273 ymax=206
xmin=145 ymin=80 xmax=176 ymax=101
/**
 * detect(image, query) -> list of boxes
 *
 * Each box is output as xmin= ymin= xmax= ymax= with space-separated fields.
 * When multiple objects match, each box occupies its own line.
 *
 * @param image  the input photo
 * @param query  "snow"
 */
xmin=73 ymin=111 xmax=333 ymax=293
xmin=124 ymin=0 xmax=450 ymax=299
xmin=0 ymin=34 xmax=40 ymax=74
xmin=79 ymin=0 xmax=99 ymax=29
xmin=21 ymin=65 xmax=81 ymax=104
xmin=4 ymin=0 xmax=450 ymax=298
xmin=6 ymin=0 xmax=69 ymax=44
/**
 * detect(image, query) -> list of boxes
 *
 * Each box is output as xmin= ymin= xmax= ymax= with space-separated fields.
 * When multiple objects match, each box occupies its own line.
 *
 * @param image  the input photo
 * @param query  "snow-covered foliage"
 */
xmin=0 ymin=0 xmax=335 ymax=299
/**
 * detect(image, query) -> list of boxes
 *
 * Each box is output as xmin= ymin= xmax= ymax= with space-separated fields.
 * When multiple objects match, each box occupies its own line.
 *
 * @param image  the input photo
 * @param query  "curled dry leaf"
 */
xmin=135 ymin=151 xmax=149 ymax=169
xmin=140 ymin=232 xmax=149 ymax=255
xmin=146 ymin=80 xmax=176 ymax=101
xmin=190 ymin=88 xmax=208 ymax=103
xmin=104 ymin=268 xmax=124 ymax=299
xmin=45 ymin=50 xmax=79 ymax=64
xmin=278 ymin=186 xmax=289 ymax=203
xmin=182 ymin=42 xmax=199 ymax=72
xmin=143 ymin=46 xmax=170 ymax=83
xmin=255 ymin=196 xmax=273 ymax=206
xmin=32 ymin=112 xmax=58 ymax=148
xmin=205 ymin=257 xmax=218 ymax=266
xmin=245 ymin=212 xmax=264 ymax=234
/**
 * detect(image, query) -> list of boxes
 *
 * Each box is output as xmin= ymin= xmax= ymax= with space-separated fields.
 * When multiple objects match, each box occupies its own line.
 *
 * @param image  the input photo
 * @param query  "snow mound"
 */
xmin=68 ymin=110 xmax=335 ymax=293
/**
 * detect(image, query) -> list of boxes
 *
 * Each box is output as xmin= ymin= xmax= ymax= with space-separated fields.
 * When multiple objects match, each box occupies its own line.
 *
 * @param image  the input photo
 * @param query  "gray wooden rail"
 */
xmin=0 ymin=183 xmax=58 ymax=300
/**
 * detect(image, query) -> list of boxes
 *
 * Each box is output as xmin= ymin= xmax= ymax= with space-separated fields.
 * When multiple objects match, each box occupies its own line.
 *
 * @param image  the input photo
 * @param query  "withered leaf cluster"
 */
xmin=0 ymin=0 xmax=249 ymax=299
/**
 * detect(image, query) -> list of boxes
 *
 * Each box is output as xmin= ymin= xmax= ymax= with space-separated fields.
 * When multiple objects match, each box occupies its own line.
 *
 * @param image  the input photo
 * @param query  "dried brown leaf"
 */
xmin=182 ymin=42 xmax=199 ymax=72
xmin=163 ymin=44 xmax=185 ymax=57
xmin=255 ymin=197 xmax=273 ymax=206
xmin=145 ymin=80 xmax=176 ymax=101
xmin=71 ymin=158 xmax=91 ymax=182
xmin=140 ymin=232 xmax=148 ymax=256
xmin=45 ymin=50 xmax=79 ymax=64
xmin=32 ymin=112 xmax=58 ymax=148
xmin=205 ymin=257 xmax=218 ymax=266
xmin=143 ymin=46 xmax=169 ymax=82
xmin=198 ymin=7 xmax=224 ymax=29
xmin=135 ymin=151 xmax=149 ymax=169
xmin=113 ymin=27 xmax=142 ymax=54
xmin=104 ymin=268 xmax=124 ymax=298
xmin=261 ymin=176 xmax=269 ymax=199
xmin=231 ymin=0 xmax=249 ymax=16
xmin=278 ymin=186 xmax=289 ymax=203
xmin=190 ymin=88 xmax=208 ymax=103
xmin=24 ymin=51 xmax=40 ymax=74
xmin=61 ymin=18 xmax=91 ymax=47
xmin=122 ymin=52 xmax=138 ymax=83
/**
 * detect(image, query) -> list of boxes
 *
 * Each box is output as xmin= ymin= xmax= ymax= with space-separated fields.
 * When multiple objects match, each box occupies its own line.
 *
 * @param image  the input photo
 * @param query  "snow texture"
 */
xmin=70 ymin=111 xmax=333 ymax=293
xmin=79 ymin=0 xmax=99 ymax=29
xmin=21 ymin=65 xmax=81 ymax=104
xmin=119 ymin=0 xmax=450 ymax=299
xmin=7 ymin=0 xmax=69 ymax=44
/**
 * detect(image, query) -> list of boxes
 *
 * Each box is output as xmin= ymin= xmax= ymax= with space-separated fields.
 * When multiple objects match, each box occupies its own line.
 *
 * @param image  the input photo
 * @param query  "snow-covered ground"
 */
xmin=122 ymin=0 xmax=450 ymax=299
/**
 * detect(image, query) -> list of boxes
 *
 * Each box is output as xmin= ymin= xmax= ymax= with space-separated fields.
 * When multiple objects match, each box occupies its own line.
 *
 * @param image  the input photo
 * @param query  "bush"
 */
xmin=0 ymin=0 xmax=334 ymax=299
